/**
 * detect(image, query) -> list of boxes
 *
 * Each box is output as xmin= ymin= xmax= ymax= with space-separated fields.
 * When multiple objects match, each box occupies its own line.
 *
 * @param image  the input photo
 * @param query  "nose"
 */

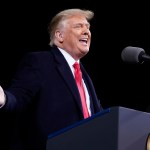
xmin=83 ymin=28 xmax=90 ymax=36
xmin=83 ymin=31 xmax=89 ymax=35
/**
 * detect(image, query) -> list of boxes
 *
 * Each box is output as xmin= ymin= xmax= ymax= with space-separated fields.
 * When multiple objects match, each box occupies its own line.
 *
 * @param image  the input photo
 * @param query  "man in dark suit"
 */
xmin=0 ymin=8 xmax=103 ymax=150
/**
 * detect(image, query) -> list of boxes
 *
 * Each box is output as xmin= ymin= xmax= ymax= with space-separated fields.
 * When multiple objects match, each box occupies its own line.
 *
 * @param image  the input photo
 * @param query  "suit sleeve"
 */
xmin=2 ymin=53 xmax=42 ymax=112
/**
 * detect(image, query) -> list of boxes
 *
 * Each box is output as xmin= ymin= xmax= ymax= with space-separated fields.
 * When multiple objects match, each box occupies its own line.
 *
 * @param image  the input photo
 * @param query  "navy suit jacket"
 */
xmin=2 ymin=46 xmax=102 ymax=150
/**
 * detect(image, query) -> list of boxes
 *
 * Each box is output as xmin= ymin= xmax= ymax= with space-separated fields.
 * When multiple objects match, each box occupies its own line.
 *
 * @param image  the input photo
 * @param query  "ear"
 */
xmin=55 ymin=30 xmax=64 ymax=43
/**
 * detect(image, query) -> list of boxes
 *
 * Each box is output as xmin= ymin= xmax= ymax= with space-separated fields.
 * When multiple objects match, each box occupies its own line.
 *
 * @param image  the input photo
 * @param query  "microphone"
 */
xmin=121 ymin=46 xmax=150 ymax=64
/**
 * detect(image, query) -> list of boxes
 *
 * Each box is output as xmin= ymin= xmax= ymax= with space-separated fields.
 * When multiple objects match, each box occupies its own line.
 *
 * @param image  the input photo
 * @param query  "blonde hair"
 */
xmin=48 ymin=8 xmax=94 ymax=46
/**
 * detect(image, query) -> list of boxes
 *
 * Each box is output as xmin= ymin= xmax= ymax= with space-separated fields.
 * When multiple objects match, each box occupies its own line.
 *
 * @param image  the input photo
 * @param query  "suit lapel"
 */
xmin=51 ymin=47 xmax=83 ymax=115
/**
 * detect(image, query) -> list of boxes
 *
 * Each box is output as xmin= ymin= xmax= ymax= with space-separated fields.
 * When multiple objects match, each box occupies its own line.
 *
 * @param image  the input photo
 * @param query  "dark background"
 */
xmin=0 ymin=1 xmax=150 ymax=149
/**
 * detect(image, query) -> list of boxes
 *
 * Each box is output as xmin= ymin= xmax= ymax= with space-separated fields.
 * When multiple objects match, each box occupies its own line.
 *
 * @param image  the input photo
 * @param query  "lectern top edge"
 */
xmin=47 ymin=107 xmax=111 ymax=139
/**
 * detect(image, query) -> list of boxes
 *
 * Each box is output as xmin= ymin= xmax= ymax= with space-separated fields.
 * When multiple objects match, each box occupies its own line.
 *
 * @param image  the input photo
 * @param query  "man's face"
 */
xmin=59 ymin=16 xmax=91 ymax=60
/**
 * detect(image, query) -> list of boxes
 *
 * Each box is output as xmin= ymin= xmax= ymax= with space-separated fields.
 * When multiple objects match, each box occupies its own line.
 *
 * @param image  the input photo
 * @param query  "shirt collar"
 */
xmin=58 ymin=47 xmax=79 ymax=67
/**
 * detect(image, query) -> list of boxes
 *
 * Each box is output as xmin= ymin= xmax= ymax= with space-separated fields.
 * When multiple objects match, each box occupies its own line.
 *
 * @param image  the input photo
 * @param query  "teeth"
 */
xmin=82 ymin=39 xmax=87 ymax=41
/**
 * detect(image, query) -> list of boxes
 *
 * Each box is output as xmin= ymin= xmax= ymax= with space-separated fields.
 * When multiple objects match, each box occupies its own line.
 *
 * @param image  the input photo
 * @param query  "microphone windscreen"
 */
xmin=121 ymin=46 xmax=145 ymax=63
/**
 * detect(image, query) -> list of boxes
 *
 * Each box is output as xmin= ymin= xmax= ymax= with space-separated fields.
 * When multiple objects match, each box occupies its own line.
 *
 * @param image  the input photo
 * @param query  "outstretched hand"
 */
xmin=0 ymin=86 xmax=5 ymax=107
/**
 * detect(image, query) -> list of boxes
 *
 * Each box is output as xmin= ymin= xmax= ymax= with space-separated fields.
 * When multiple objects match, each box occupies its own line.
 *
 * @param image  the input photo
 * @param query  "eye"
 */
xmin=74 ymin=24 xmax=82 ymax=29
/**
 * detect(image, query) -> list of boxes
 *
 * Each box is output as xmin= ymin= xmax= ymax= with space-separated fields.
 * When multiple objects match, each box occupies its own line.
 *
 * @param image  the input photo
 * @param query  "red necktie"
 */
xmin=73 ymin=62 xmax=89 ymax=119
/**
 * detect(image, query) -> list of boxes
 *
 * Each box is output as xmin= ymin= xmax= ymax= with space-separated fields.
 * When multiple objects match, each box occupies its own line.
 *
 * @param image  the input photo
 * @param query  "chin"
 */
xmin=85 ymin=49 xmax=89 ymax=53
xmin=82 ymin=50 xmax=89 ymax=56
xmin=79 ymin=46 xmax=89 ymax=55
xmin=83 ymin=46 xmax=89 ymax=51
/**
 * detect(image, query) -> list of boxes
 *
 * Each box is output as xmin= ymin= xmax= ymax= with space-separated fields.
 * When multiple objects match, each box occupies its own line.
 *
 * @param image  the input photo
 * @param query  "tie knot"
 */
xmin=73 ymin=62 xmax=82 ymax=83
xmin=73 ymin=62 xmax=80 ymax=70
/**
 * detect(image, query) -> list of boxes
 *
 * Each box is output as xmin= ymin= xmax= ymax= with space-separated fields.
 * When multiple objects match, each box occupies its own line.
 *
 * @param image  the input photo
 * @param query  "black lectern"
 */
xmin=46 ymin=106 xmax=150 ymax=150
